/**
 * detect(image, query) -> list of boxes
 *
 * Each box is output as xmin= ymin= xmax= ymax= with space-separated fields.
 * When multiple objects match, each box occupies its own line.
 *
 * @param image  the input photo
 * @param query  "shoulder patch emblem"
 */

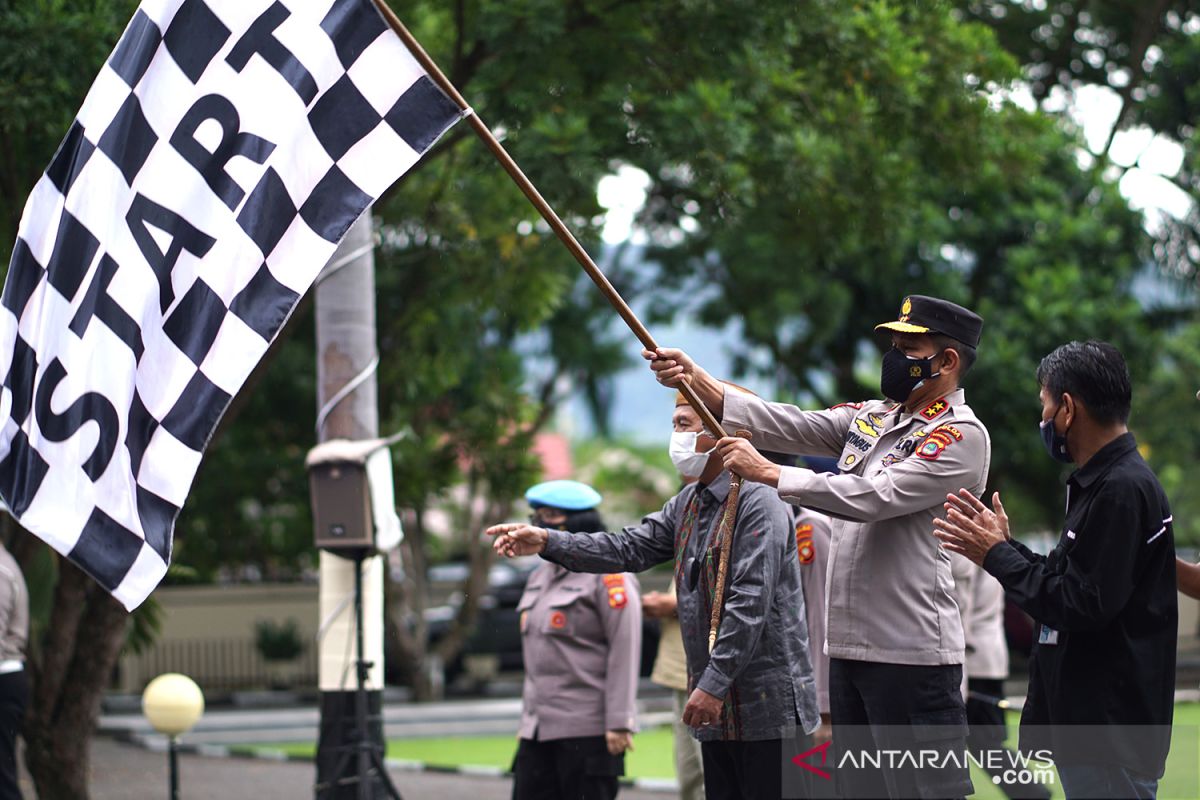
xmin=795 ymin=522 xmax=815 ymax=564
xmin=603 ymin=573 xmax=625 ymax=588
xmin=916 ymin=429 xmax=959 ymax=460
xmin=933 ymin=424 xmax=963 ymax=441
xmin=550 ymin=611 xmax=567 ymax=628
xmin=607 ymin=586 xmax=628 ymax=609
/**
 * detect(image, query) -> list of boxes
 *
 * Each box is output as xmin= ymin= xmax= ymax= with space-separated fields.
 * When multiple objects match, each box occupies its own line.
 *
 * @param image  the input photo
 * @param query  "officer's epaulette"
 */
xmin=919 ymin=397 xmax=951 ymax=421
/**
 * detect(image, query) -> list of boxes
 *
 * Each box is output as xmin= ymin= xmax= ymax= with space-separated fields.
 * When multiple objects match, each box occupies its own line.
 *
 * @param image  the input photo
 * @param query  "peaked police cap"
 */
xmin=874 ymin=295 xmax=983 ymax=349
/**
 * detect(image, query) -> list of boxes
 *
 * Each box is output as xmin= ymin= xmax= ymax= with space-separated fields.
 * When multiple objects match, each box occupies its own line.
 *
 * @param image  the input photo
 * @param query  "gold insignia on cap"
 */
xmin=901 ymin=297 xmax=912 ymax=316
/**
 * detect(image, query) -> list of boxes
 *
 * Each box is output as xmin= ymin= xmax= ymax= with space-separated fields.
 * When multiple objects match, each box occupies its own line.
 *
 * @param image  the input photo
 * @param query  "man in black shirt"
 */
xmin=934 ymin=340 xmax=1176 ymax=799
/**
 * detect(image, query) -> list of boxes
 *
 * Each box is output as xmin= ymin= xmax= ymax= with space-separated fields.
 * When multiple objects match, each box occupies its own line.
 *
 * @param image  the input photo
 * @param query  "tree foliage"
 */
xmin=958 ymin=0 xmax=1200 ymax=540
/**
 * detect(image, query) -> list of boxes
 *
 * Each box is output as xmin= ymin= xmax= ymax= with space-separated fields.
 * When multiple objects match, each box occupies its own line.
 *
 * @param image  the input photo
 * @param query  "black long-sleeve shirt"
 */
xmin=982 ymin=433 xmax=1177 ymax=775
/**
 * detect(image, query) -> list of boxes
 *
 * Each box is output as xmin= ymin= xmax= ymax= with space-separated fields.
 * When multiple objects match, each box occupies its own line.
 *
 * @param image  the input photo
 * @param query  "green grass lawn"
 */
xmin=257 ymin=703 xmax=1200 ymax=798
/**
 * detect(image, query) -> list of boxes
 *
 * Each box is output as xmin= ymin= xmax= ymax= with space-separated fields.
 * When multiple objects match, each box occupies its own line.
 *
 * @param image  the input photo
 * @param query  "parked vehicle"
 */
xmin=388 ymin=559 xmax=660 ymax=691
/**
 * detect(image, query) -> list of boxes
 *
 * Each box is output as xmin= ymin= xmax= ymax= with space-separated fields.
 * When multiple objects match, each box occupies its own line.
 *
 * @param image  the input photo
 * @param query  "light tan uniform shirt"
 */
xmin=793 ymin=507 xmax=831 ymax=713
xmin=516 ymin=562 xmax=641 ymax=740
xmin=963 ymin=559 xmax=1009 ymax=680
xmin=723 ymin=387 xmax=991 ymax=666
xmin=649 ymin=583 xmax=688 ymax=692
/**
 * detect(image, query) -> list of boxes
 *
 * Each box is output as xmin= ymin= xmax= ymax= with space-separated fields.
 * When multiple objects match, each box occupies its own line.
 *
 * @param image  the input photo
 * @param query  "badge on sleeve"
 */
xmin=916 ymin=425 xmax=961 ymax=461
xmin=795 ymin=523 xmax=815 ymax=564
xmin=604 ymin=574 xmax=628 ymax=609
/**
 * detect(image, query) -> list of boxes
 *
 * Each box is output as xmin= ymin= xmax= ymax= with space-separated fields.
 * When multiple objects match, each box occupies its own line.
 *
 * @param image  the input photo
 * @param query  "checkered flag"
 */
xmin=0 ymin=0 xmax=462 ymax=609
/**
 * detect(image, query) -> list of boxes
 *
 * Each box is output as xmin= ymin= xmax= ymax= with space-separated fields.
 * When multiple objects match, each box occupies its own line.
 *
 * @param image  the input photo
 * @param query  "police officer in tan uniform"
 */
xmin=512 ymin=480 xmax=641 ymax=800
xmin=644 ymin=295 xmax=989 ymax=799
xmin=791 ymin=457 xmax=836 ymax=744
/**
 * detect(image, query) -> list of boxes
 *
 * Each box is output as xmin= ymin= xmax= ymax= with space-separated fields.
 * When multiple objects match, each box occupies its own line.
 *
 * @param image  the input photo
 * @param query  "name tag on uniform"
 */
xmin=1038 ymin=624 xmax=1059 ymax=646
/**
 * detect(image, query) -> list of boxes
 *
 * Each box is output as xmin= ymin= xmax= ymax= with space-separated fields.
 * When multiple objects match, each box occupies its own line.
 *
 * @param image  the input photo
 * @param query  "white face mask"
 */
xmin=669 ymin=431 xmax=711 ymax=479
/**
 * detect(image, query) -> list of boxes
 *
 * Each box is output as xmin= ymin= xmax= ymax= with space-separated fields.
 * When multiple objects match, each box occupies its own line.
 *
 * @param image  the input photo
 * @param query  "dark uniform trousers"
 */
xmin=0 ymin=670 xmax=27 ymax=800
xmin=829 ymin=658 xmax=972 ymax=800
xmin=700 ymin=738 xmax=783 ymax=800
xmin=512 ymin=735 xmax=623 ymax=800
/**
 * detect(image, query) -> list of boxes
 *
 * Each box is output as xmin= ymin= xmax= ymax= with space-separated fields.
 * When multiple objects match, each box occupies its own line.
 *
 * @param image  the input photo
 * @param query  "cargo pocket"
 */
xmin=908 ymin=707 xmax=973 ymax=800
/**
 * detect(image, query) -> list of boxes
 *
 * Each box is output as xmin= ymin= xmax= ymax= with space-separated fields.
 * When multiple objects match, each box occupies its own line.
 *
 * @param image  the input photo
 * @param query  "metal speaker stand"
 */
xmin=315 ymin=550 xmax=402 ymax=800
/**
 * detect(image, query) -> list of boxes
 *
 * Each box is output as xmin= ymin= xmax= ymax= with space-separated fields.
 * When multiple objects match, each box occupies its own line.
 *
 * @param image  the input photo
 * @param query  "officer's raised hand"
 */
xmin=642 ymin=347 xmax=697 ymax=388
xmin=486 ymin=523 xmax=548 ymax=557
xmin=642 ymin=347 xmax=728 ymax=417
xmin=715 ymin=436 xmax=780 ymax=486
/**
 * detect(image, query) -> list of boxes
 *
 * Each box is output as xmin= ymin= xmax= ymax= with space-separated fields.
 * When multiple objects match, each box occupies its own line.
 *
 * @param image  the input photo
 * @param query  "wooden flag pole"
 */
xmin=375 ymin=0 xmax=743 ymax=650
xmin=369 ymin=0 xmax=727 ymax=439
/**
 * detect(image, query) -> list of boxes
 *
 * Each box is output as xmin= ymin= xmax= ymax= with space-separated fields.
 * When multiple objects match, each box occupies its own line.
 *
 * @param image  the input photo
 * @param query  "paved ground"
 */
xmin=20 ymin=736 xmax=670 ymax=800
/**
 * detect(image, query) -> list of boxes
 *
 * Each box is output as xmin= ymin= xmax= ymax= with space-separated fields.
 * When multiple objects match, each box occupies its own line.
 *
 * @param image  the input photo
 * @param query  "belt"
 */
xmin=0 ymin=660 xmax=23 ymax=675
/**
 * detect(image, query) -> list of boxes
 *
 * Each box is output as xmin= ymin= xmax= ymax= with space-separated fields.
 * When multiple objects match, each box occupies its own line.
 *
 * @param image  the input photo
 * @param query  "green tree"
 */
xmin=630 ymin=1 xmax=1160 ymax=530
xmin=958 ymin=0 xmax=1200 ymax=540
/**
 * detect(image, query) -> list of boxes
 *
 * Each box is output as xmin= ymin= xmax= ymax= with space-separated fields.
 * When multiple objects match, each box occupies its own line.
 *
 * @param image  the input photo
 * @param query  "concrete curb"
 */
xmin=107 ymin=731 xmax=680 ymax=793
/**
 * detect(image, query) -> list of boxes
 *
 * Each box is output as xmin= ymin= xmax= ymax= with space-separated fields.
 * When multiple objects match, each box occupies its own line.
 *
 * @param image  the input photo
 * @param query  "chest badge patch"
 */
xmin=854 ymin=418 xmax=881 ymax=437
xmin=550 ymin=611 xmax=567 ymax=629
xmin=795 ymin=523 xmax=815 ymax=564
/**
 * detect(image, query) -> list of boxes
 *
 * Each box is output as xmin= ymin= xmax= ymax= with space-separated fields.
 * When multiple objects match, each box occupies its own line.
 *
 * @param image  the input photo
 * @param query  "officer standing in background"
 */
xmin=645 ymin=295 xmax=989 ymax=799
xmin=644 ymin=584 xmax=705 ymax=800
xmin=791 ymin=456 xmax=836 ymax=744
xmin=512 ymin=480 xmax=641 ymax=800
xmin=0 ymin=539 xmax=27 ymax=800
xmin=958 ymin=557 xmax=1051 ymax=800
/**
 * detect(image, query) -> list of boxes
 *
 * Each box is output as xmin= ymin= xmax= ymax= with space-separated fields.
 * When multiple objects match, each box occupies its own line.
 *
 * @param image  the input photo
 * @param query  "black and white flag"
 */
xmin=0 ymin=0 xmax=462 ymax=609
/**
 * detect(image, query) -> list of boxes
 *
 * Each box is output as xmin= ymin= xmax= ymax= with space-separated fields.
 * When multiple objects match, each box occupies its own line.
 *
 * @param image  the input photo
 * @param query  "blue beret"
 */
xmin=525 ymin=480 xmax=602 ymax=511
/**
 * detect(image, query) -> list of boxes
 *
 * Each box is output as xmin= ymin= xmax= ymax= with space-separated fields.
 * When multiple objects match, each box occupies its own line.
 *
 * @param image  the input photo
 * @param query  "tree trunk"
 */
xmin=24 ymin=559 xmax=129 ymax=800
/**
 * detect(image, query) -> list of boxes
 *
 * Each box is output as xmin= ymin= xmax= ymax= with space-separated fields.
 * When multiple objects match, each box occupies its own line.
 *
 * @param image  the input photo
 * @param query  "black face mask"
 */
xmin=880 ymin=347 xmax=941 ymax=403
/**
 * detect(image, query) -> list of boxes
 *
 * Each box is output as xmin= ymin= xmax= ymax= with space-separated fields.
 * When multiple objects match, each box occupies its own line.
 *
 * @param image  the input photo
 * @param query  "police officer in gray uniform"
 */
xmin=511 ymin=480 xmax=641 ymax=800
xmin=645 ymin=295 xmax=989 ymax=799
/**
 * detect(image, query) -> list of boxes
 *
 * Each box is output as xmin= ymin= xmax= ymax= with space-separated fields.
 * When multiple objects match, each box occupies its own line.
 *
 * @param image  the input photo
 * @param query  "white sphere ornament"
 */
xmin=142 ymin=673 xmax=205 ymax=736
